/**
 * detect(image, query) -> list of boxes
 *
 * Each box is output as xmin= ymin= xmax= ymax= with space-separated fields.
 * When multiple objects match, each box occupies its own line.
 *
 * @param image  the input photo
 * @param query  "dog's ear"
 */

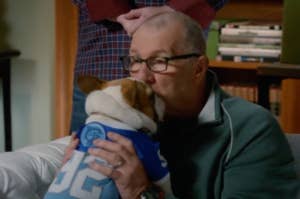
xmin=121 ymin=78 xmax=137 ymax=107
xmin=77 ymin=76 xmax=106 ymax=94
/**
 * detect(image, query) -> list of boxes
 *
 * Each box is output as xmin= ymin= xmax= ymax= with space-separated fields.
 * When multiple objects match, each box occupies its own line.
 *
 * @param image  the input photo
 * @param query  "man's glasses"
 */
xmin=120 ymin=53 xmax=200 ymax=73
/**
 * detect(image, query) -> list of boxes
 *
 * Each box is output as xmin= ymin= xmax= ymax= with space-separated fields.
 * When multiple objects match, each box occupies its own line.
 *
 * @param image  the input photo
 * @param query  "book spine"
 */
xmin=218 ymin=47 xmax=281 ymax=57
xmin=219 ymin=43 xmax=281 ymax=50
xmin=220 ymin=35 xmax=281 ymax=45
xmin=216 ymin=54 xmax=280 ymax=63
xmin=269 ymin=84 xmax=281 ymax=118
xmin=221 ymin=28 xmax=282 ymax=37
xmin=221 ymin=84 xmax=257 ymax=103
xmin=225 ymin=24 xmax=281 ymax=30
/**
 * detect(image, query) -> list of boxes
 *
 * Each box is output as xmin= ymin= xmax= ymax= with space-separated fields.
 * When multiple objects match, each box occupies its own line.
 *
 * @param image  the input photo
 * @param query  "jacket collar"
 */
xmin=197 ymin=70 xmax=223 ymax=125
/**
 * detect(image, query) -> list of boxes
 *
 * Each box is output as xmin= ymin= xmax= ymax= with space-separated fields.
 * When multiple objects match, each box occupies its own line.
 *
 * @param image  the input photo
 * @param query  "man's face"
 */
xmin=129 ymin=23 xmax=204 ymax=117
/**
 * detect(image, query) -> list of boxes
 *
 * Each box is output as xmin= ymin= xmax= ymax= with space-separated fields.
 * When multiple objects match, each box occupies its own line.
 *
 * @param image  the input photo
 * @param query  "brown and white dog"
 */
xmin=78 ymin=76 xmax=165 ymax=134
xmin=44 ymin=77 xmax=174 ymax=199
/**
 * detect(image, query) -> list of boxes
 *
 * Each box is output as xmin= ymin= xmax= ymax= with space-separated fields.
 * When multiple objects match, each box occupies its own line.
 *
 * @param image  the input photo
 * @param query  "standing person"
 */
xmin=70 ymin=0 xmax=228 ymax=132
xmin=86 ymin=12 xmax=300 ymax=198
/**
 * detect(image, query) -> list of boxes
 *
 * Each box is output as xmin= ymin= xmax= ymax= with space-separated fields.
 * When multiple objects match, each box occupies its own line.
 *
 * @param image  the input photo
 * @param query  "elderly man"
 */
xmin=0 ymin=11 xmax=299 ymax=199
xmin=88 ymin=12 xmax=300 ymax=199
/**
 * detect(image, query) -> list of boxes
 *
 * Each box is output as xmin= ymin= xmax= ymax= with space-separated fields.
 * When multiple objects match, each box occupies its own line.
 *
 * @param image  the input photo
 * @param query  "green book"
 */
xmin=206 ymin=21 xmax=220 ymax=60
xmin=206 ymin=20 xmax=239 ymax=60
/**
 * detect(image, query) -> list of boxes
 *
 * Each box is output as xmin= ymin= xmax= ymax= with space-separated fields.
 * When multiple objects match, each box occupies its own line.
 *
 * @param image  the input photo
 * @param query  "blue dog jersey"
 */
xmin=44 ymin=122 xmax=169 ymax=199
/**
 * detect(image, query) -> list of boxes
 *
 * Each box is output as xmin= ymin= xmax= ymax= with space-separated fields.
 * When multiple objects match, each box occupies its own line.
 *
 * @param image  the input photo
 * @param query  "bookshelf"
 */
xmin=210 ymin=60 xmax=258 ymax=70
xmin=216 ymin=0 xmax=283 ymax=22
xmin=210 ymin=0 xmax=300 ymax=133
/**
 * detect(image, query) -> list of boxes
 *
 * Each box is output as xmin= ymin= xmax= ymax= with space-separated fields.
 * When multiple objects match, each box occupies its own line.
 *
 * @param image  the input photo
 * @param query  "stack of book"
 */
xmin=221 ymin=84 xmax=257 ymax=103
xmin=216 ymin=21 xmax=282 ymax=63
xmin=221 ymin=83 xmax=281 ymax=119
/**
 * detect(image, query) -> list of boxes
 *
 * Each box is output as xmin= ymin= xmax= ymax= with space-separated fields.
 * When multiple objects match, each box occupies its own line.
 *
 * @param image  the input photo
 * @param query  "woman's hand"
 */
xmin=62 ymin=133 xmax=79 ymax=165
xmin=117 ymin=6 xmax=174 ymax=36
xmin=88 ymin=132 xmax=150 ymax=199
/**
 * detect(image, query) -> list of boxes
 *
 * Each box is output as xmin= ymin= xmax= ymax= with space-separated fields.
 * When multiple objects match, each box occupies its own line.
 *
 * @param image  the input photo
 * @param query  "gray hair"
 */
xmin=139 ymin=11 xmax=206 ymax=55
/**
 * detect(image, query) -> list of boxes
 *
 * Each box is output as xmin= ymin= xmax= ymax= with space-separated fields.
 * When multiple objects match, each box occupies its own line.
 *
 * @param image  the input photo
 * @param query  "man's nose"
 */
xmin=131 ymin=63 xmax=155 ymax=83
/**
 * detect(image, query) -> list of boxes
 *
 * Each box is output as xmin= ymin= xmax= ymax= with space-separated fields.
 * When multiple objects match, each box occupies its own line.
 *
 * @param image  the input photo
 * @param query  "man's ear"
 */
xmin=194 ymin=55 xmax=208 ymax=78
xmin=77 ymin=76 xmax=106 ymax=94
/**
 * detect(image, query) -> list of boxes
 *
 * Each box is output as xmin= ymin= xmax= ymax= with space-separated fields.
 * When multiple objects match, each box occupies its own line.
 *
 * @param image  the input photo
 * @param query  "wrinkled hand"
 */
xmin=62 ymin=133 xmax=79 ymax=165
xmin=117 ymin=6 xmax=174 ymax=36
xmin=88 ymin=132 xmax=150 ymax=199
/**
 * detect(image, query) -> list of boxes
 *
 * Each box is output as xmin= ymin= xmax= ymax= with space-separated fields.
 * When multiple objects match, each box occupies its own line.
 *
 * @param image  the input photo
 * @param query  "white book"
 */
xmin=218 ymin=47 xmax=281 ymax=57
xmin=219 ymin=43 xmax=281 ymax=50
xmin=221 ymin=27 xmax=282 ymax=37
xmin=220 ymin=35 xmax=281 ymax=45
xmin=216 ymin=54 xmax=280 ymax=63
xmin=225 ymin=21 xmax=282 ymax=30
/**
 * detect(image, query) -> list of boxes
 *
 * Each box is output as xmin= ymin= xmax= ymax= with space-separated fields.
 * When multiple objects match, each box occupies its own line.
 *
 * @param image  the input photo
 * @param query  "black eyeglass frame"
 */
xmin=120 ymin=53 xmax=201 ymax=73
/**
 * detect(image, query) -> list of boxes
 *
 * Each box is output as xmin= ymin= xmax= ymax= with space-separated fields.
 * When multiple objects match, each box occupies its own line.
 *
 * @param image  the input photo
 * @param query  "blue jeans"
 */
xmin=70 ymin=84 xmax=87 ymax=133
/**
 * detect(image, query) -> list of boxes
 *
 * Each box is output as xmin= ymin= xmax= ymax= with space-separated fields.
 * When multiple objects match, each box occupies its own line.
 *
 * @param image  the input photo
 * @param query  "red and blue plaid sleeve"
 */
xmin=73 ymin=1 xmax=132 ymax=80
xmin=73 ymin=1 xmax=167 ymax=81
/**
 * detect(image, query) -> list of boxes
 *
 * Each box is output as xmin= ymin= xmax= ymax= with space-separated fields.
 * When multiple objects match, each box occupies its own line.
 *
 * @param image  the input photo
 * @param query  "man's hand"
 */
xmin=117 ymin=6 xmax=174 ymax=36
xmin=62 ymin=133 xmax=79 ymax=165
xmin=88 ymin=132 xmax=150 ymax=199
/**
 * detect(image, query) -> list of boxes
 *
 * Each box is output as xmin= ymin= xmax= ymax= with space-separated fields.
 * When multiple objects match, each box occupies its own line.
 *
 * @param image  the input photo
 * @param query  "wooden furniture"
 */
xmin=210 ymin=60 xmax=300 ymax=133
xmin=216 ymin=0 xmax=283 ymax=22
xmin=211 ymin=0 xmax=300 ymax=133
xmin=209 ymin=60 xmax=258 ymax=89
xmin=257 ymin=63 xmax=300 ymax=109
xmin=55 ymin=0 xmax=300 ymax=134
xmin=55 ymin=0 xmax=78 ymax=138
xmin=257 ymin=64 xmax=300 ymax=133
xmin=0 ymin=50 xmax=20 ymax=151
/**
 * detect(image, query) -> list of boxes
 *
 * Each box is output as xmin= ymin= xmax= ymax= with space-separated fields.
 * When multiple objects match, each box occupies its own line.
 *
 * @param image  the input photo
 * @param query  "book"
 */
xmin=221 ymin=27 xmax=282 ymax=37
xmin=269 ymin=84 xmax=281 ymax=117
xmin=206 ymin=21 xmax=220 ymax=60
xmin=221 ymin=84 xmax=257 ymax=103
xmin=218 ymin=46 xmax=281 ymax=57
xmin=220 ymin=35 xmax=281 ymax=45
xmin=218 ymin=43 xmax=281 ymax=57
xmin=206 ymin=20 xmax=231 ymax=59
xmin=216 ymin=54 xmax=280 ymax=63
xmin=224 ymin=21 xmax=282 ymax=30
xmin=219 ymin=43 xmax=281 ymax=50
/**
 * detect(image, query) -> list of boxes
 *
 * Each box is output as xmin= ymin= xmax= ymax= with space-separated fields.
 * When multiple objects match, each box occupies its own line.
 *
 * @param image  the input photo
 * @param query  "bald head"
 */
xmin=134 ymin=12 xmax=206 ymax=55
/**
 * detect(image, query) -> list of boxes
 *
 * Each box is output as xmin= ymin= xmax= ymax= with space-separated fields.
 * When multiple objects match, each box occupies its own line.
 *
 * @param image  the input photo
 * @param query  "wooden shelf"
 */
xmin=210 ymin=0 xmax=300 ymax=133
xmin=257 ymin=63 xmax=300 ymax=133
xmin=258 ymin=63 xmax=300 ymax=78
xmin=216 ymin=0 xmax=283 ymax=22
xmin=0 ymin=50 xmax=21 ymax=59
xmin=209 ymin=60 xmax=260 ymax=70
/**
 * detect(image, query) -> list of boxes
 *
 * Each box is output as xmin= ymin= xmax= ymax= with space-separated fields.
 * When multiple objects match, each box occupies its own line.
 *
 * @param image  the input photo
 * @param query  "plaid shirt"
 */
xmin=72 ymin=0 xmax=227 ymax=81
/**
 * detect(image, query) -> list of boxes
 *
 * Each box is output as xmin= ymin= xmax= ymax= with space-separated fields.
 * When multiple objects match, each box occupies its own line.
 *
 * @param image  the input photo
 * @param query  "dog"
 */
xmin=44 ymin=77 xmax=174 ymax=199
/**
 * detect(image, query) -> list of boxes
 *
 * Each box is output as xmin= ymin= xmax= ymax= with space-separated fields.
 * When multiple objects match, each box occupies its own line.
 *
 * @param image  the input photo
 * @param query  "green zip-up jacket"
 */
xmin=157 ymin=71 xmax=300 ymax=199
